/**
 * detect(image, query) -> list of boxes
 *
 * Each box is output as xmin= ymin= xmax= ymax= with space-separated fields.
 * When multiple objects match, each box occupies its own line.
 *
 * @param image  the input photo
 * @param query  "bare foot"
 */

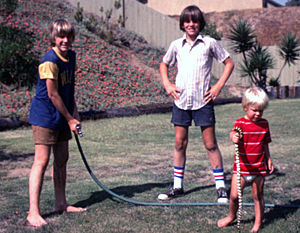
xmin=217 ymin=216 xmax=236 ymax=228
xmin=66 ymin=205 xmax=86 ymax=212
xmin=251 ymin=224 xmax=261 ymax=232
xmin=54 ymin=205 xmax=86 ymax=213
xmin=27 ymin=213 xmax=47 ymax=227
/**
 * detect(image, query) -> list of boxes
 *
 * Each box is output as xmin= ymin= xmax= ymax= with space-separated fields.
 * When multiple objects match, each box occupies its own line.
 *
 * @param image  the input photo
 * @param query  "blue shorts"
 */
xmin=171 ymin=103 xmax=216 ymax=127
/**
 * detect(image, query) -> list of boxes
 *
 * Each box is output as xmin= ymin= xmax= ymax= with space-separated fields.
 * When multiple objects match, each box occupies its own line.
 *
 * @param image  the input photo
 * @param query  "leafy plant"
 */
xmin=114 ymin=0 xmax=122 ymax=9
xmin=228 ymin=18 xmax=274 ymax=89
xmin=239 ymin=44 xmax=274 ymax=88
xmin=227 ymin=18 xmax=256 ymax=67
xmin=276 ymin=32 xmax=300 ymax=82
xmin=0 ymin=0 xmax=18 ymax=15
xmin=202 ymin=21 xmax=223 ymax=40
xmin=84 ymin=14 xmax=98 ymax=33
xmin=80 ymin=2 xmax=124 ymax=43
xmin=0 ymin=24 xmax=38 ymax=88
xmin=74 ymin=2 xmax=83 ymax=23
xmin=268 ymin=78 xmax=280 ymax=87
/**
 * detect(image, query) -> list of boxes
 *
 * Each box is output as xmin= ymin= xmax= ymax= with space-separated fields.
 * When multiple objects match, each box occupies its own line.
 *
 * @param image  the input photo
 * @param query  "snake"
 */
xmin=234 ymin=126 xmax=243 ymax=233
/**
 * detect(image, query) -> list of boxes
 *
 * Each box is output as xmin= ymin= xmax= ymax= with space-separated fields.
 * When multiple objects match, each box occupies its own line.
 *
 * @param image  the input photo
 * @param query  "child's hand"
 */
xmin=230 ymin=132 xmax=240 ymax=144
xmin=266 ymin=157 xmax=274 ymax=174
xmin=68 ymin=118 xmax=81 ymax=134
xmin=165 ymin=84 xmax=181 ymax=100
xmin=204 ymin=85 xmax=221 ymax=102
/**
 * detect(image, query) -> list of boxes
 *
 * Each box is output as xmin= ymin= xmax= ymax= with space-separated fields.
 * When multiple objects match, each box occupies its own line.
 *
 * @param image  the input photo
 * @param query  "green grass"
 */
xmin=0 ymin=99 xmax=300 ymax=232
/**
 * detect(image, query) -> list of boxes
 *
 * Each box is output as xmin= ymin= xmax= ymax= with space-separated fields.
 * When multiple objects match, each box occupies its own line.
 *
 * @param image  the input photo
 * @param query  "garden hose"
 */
xmin=73 ymin=125 xmax=300 ymax=209
xmin=234 ymin=127 xmax=243 ymax=233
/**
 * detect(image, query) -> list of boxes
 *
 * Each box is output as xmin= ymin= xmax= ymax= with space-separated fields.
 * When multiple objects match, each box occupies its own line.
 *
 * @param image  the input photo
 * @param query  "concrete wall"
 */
xmin=124 ymin=0 xmax=183 ymax=49
xmin=69 ymin=0 xmax=123 ymax=23
xmin=68 ymin=0 xmax=183 ymax=49
xmin=145 ymin=0 xmax=263 ymax=15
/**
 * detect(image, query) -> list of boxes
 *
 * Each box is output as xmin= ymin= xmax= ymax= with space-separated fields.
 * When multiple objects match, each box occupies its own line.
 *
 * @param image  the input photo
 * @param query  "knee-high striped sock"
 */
xmin=173 ymin=165 xmax=185 ymax=189
xmin=213 ymin=168 xmax=225 ymax=189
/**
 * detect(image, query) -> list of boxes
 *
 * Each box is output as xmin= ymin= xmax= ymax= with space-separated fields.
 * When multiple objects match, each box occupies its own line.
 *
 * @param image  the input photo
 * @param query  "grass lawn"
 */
xmin=0 ymin=98 xmax=299 ymax=232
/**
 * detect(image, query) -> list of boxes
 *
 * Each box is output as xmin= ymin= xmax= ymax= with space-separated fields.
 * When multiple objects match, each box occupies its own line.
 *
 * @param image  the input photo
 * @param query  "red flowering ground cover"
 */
xmin=0 ymin=0 xmax=233 ymax=118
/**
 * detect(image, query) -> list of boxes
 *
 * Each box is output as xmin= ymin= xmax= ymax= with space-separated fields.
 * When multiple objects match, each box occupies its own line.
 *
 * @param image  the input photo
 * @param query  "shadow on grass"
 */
xmin=72 ymin=182 xmax=218 ymax=208
xmin=263 ymin=199 xmax=300 ymax=226
xmin=39 ymin=182 xmax=216 ymax=221
xmin=73 ymin=182 xmax=172 ymax=207
xmin=0 ymin=150 xmax=34 ymax=162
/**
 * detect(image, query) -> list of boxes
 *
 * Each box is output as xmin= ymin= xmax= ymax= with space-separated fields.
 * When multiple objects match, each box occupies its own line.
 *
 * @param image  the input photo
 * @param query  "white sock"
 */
xmin=173 ymin=165 xmax=184 ymax=189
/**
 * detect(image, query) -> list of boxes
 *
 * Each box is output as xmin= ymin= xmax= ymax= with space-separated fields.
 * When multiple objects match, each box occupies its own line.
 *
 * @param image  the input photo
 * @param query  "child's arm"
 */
xmin=264 ymin=144 xmax=274 ymax=174
xmin=160 ymin=61 xmax=181 ymax=100
xmin=204 ymin=57 xmax=234 ymax=102
xmin=46 ymin=78 xmax=80 ymax=132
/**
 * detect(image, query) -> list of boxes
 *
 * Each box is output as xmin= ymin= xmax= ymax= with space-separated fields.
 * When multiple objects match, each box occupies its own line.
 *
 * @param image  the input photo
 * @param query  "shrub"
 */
xmin=0 ymin=24 xmax=38 ymax=88
xmin=0 ymin=0 xmax=18 ymax=15
xmin=202 ymin=21 xmax=223 ymax=40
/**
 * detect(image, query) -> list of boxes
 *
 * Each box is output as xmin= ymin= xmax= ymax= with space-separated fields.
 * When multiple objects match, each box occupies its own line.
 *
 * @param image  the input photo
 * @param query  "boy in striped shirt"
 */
xmin=158 ymin=5 xmax=234 ymax=203
xmin=218 ymin=87 xmax=274 ymax=233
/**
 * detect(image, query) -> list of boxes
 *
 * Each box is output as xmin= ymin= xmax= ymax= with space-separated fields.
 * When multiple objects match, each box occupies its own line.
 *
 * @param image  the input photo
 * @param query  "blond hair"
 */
xmin=49 ymin=19 xmax=75 ymax=47
xmin=242 ymin=87 xmax=269 ymax=110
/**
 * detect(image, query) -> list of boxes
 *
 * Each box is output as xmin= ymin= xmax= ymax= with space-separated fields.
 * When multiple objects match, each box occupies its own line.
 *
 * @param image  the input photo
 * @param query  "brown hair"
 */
xmin=179 ymin=5 xmax=206 ymax=32
xmin=49 ymin=19 xmax=75 ymax=47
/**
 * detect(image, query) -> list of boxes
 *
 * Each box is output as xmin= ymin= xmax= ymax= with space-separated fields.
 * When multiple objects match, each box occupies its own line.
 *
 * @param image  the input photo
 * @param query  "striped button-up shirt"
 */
xmin=163 ymin=34 xmax=230 ymax=110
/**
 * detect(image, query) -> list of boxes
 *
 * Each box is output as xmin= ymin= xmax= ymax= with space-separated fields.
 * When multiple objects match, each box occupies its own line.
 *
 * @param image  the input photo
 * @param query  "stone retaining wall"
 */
xmin=266 ymin=86 xmax=300 ymax=99
xmin=0 ymin=97 xmax=242 ymax=131
xmin=1 ymin=86 xmax=299 ymax=131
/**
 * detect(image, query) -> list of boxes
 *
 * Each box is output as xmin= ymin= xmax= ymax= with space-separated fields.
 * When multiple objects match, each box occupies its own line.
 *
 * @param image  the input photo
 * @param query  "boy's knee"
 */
xmin=174 ymin=140 xmax=187 ymax=152
xmin=34 ymin=158 xmax=50 ymax=170
xmin=229 ymin=193 xmax=239 ymax=202
xmin=54 ymin=154 xmax=69 ymax=167
xmin=204 ymin=143 xmax=218 ymax=153
xmin=57 ymin=157 xmax=69 ymax=167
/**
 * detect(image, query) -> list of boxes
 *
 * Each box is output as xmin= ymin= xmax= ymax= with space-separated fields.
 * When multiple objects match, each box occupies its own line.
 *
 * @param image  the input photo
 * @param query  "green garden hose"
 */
xmin=73 ymin=126 xmax=300 ymax=208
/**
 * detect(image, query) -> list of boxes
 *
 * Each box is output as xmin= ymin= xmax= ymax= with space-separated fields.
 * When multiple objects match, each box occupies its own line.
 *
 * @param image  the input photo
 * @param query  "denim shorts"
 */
xmin=171 ymin=103 xmax=216 ymax=127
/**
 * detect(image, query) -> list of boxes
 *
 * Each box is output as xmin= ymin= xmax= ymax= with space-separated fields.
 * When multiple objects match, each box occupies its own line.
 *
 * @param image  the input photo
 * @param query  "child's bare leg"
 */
xmin=217 ymin=197 xmax=237 ymax=227
xmin=218 ymin=174 xmax=246 ymax=227
xmin=173 ymin=125 xmax=188 ymax=167
xmin=201 ymin=125 xmax=224 ymax=171
xmin=27 ymin=145 xmax=51 ymax=227
xmin=52 ymin=141 xmax=86 ymax=213
xmin=251 ymin=176 xmax=265 ymax=233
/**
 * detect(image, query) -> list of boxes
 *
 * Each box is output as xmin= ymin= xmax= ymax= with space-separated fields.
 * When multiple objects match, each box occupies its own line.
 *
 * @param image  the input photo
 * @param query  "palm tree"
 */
xmin=228 ymin=18 xmax=274 ymax=89
xmin=276 ymin=32 xmax=300 ymax=82
xmin=227 ymin=18 xmax=256 ymax=68
xmin=239 ymin=45 xmax=274 ymax=89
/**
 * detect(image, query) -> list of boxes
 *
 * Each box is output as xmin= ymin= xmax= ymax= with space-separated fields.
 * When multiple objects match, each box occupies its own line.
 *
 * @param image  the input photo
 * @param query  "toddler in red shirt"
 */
xmin=218 ymin=87 xmax=274 ymax=233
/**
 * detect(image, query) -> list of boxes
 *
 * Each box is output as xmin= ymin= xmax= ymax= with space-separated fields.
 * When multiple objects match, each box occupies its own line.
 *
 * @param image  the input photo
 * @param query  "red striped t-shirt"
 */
xmin=232 ymin=117 xmax=272 ymax=176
